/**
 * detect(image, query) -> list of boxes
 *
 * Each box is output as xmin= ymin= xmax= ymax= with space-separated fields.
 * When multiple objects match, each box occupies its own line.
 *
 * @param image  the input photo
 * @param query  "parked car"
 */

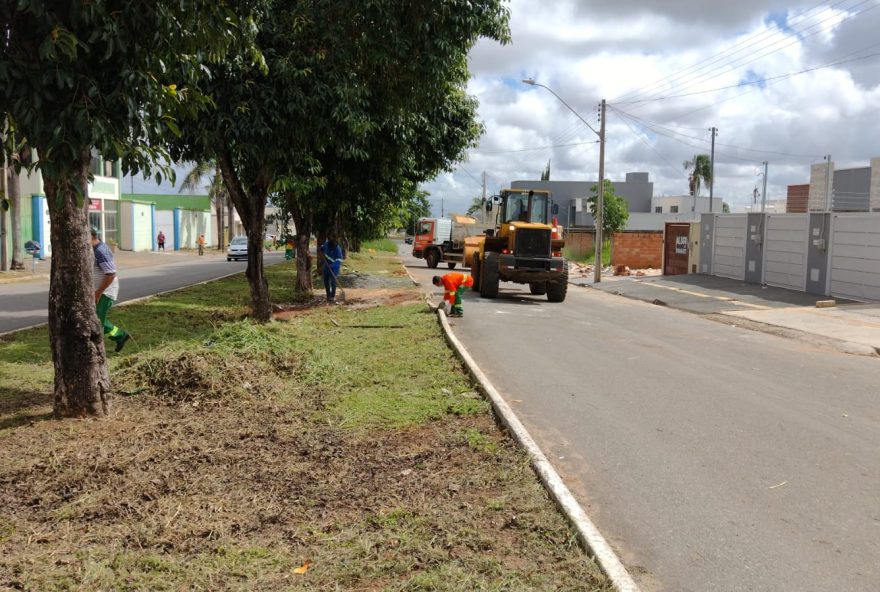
xmin=227 ymin=236 xmax=248 ymax=261
xmin=404 ymin=234 xmax=414 ymax=244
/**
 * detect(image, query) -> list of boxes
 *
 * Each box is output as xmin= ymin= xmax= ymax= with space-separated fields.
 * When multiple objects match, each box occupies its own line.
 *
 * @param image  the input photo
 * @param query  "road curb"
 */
xmin=435 ymin=308 xmax=641 ymax=592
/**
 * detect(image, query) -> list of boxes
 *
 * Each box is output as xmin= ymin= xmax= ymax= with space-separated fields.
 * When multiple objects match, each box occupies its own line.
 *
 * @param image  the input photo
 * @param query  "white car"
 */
xmin=227 ymin=236 xmax=248 ymax=261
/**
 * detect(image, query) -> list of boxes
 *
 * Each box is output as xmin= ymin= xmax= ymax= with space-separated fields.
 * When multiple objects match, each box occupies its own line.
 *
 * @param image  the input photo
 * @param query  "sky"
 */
xmin=126 ymin=1 xmax=880 ymax=218
xmin=422 ymin=0 xmax=880 ymax=216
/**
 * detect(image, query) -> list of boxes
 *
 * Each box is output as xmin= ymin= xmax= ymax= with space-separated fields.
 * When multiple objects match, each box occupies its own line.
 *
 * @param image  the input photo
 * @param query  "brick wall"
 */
xmin=787 ymin=184 xmax=809 ymax=213
xmin=611 ymin=231 xmax=663 ymax=269
xmin=565 ymin=229 xmax=595 ymax=258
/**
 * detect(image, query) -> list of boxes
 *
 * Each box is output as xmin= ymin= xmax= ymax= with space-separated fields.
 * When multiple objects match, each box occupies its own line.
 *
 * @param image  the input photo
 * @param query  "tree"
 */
xmin=176 ymin=0 xmax=509 ymax=306
xmin=180 ymin=160 xmax=228 ymax=250
xmin=723 ymin=202 xmax=731 ymax=213
xmin=4 ymin=134 xmax=27 ymax=270
xmin=588 ymin=179 xmax=629 ymax=240
xmin=540 ymin=160 xmax=551 ymax=181
xmin=683 ymin=154 xmax=712 ymax=196
xmin=0 ymin=1 xmax=258 ymax=417
xmin=466 ymin=196 xmax=485 ymax=216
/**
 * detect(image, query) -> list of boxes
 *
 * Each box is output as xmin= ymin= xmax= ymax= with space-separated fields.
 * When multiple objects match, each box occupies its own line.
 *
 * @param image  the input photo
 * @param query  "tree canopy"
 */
xmin=589 ymin=179 xmax=629 ymax=238
xmin=684 ymin=154 xmax=712 ymax=197
xmin=0 ymin=0 xmax=261 ymax=417
xmin=173 ymin=0 xmax=510 ymax=307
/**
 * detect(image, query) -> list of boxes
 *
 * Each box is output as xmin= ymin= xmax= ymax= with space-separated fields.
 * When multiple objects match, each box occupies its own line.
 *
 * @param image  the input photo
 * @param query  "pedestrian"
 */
xmin=433 ymin=272 xmax=474 ymax=317
xmin=284 ymin=237 xmax=295 ymax=261
xmin=320 ymin=237 xmax=344 ymax=304
xmin=91 ymin=227 xmax=130 ymax=352
xmin=197 ymin=234 xmax=205 ymax=256
xmin=157 ymin=230 xmax=166 ymax=251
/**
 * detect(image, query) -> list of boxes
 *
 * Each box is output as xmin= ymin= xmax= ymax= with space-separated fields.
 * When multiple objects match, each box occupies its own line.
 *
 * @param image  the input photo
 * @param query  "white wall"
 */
xmin=179 ymin=210 xmax=211 ymax=249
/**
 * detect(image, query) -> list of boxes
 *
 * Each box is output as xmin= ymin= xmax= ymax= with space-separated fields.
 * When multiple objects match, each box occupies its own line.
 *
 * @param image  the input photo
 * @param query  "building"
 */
xmin=121 ymin=193 xmax=212 ymax=251
xmin=510 ymin=172 xmax=654 ymax=228
xmin=651 ymin=195 xmax=723 ymax=215
xmin=788 ymin=157 xmax=880 ymax=213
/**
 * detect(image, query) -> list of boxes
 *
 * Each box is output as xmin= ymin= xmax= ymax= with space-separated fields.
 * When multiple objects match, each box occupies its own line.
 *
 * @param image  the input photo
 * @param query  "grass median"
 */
xmin=0 ymin=245 xmax=611 ymax=591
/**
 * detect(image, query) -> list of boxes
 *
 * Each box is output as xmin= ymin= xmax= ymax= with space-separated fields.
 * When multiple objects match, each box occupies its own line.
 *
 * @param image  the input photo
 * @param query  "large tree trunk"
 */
xmin=291 ymin=202 xmax=313 ymax=298
xmin=218 ymin=155 xmax=271 ymax=321
xmin=44 ymin=150 xmax=111 ymax=418
xmin=7 ymin=156 xmax=24 ymax=270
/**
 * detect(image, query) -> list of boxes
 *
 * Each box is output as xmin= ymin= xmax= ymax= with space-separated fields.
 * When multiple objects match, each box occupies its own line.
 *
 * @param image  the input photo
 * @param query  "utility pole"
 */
xmin=761 ymin=161 xmax=768 ymax=213
xmin=708 ymin=127 xmax=717 ymax=213
xmin=824 ymin=154 xmax=833 ymax=211
xmin=594 ymin=99 xmax=606 ymax=284
xmin=482 ymin=171 xmax=487 ymax=202
xmin=441 ymin=197 xmax=444 ymax=218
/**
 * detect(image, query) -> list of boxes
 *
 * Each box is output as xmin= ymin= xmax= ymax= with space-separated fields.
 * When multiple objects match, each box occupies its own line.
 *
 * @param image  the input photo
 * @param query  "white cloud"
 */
xmin=424 ymin=0 xmax=880 ymax=217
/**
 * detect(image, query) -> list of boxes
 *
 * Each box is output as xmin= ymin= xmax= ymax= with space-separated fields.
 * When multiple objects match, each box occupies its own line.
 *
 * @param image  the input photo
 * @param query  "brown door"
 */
xmin=664 ymin=223 xmax=690 ymax=275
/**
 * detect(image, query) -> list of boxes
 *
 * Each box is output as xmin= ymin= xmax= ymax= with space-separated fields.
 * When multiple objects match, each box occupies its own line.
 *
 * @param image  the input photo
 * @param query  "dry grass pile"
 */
xmin=0 ymin=392 xmax=608 ymax=590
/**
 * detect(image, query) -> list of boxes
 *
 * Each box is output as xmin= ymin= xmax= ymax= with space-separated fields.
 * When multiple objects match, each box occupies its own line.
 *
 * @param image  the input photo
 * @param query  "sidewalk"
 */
xmin=0 ymin=248 xmax=224 ymax=286
xmin=581 ymin=274 xmax=880 ymax=356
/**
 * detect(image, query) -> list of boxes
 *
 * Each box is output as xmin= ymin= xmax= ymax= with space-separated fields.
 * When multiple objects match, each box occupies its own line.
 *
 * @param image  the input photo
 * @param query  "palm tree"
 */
xmin=180 ymin=160 xmax=229 ymax=250
xmin=683 ymin=154 xmax=712 ymax=196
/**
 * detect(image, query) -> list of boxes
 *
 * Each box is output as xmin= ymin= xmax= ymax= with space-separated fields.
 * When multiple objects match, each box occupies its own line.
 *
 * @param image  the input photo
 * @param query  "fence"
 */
xmin=700 ymin=212 xmax=880 ymax=301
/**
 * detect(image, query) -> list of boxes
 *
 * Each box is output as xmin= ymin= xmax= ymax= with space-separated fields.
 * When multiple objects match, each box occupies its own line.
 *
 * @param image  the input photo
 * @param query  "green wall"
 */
xmin=121 ymin=193 xmax=211 ymax=212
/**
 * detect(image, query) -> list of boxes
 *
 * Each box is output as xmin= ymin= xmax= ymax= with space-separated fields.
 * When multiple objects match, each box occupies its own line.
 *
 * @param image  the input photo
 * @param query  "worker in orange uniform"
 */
xmin=433 ymin=273 xmax=474 ymax=317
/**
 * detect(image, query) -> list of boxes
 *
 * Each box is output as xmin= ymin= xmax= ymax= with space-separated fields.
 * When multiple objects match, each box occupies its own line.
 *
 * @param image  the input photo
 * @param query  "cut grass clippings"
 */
xmin=0 ymin=248 xmax=611 ymax=591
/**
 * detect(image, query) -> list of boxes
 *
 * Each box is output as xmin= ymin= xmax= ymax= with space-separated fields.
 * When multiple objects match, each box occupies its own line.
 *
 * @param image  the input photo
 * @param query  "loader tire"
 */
xmin=546 ymin=265 xmax=568 ymax=303
xmin=480 ymin=252 xmax=500 ymax=298
xmin=471 ymin=257 xmax=481 ymax=291
xmin=447 ymin=262 xmax=456 ymax=269
xmin=529 ymin=282 xmax=547 ymax=295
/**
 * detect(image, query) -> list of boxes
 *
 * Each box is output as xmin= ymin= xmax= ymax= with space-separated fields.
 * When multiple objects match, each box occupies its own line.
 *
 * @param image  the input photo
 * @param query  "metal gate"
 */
xmin=664 ymin=223 xmax=690 ymax=275
xmin=829 ymin=213 xmax=880 ymax=301
xmin=762 ymin=214 xmax=808 ymax=290
xmin=712 ymin=215 xmax=747 ymax=280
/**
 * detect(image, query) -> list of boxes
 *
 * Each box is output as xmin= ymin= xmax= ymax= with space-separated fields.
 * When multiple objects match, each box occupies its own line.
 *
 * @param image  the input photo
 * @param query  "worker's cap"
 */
xmin=432 ymin=276 xmax=442 ymax=285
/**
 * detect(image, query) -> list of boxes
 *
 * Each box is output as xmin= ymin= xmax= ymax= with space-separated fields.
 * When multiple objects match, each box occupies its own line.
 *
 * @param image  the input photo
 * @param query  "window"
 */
xmin=670 ymin=206 xmax=679 ymax=213
xmin=654 ymin=206 xmax=662 ymax=213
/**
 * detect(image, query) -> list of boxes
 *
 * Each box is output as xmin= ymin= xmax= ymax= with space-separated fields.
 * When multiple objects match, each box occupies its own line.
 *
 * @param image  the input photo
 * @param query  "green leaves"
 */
xmin=589 ymin=179 xmax=630 ymax=238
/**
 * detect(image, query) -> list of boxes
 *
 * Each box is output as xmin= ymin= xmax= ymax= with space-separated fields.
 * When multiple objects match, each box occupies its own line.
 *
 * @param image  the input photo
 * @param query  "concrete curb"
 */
xmin=402 ymin=254 xmax=639 ymax=589
xmin=436 ymin=308 xmax=641 ymax=592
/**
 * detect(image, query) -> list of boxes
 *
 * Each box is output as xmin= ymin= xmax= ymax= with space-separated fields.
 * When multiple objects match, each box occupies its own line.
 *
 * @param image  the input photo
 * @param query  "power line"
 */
xmin=610 ymin=0 xmax=840 ymax=102
xmin=614 ymin=0 xmax=866 ymax=104
xmin=623 ymin=0 xmax=880 ymax=110
xmin=469 ymin=140 xmax=599 ymax=154
xmin=615 ymin=42 xmax=880 ymax=106
xmin=612 ymin=108 xmax=763 ymax=164
xmin=612 ymin=109 xmax=691 ymax=180
xmin=611 ymin=107 xmax=824 ymax=159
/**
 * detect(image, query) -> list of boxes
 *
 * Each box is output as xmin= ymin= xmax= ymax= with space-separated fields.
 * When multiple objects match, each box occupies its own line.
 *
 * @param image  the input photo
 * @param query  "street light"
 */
xmin=522 ymin=78 xmax=606 ymax=282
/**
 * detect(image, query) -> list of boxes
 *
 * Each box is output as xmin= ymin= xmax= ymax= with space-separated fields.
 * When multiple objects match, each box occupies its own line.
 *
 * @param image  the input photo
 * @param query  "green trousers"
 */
xmin=96 ymin=295 xmax=127 ymax=343
xmin=451 ymin=286 xmax=465 ymax=315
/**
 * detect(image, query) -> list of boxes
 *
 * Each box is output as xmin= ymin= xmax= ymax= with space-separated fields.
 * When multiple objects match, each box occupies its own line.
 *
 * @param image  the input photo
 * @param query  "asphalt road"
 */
xmin=0 ymin=252 xmax=285 ymax=334
xmin=402 ymin=244 xmax=880 ymax=592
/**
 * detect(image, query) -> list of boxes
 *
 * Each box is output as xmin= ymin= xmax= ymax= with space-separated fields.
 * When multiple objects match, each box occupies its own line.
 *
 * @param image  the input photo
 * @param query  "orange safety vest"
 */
xmin=440 ymin=272 xmax=474 ymax=303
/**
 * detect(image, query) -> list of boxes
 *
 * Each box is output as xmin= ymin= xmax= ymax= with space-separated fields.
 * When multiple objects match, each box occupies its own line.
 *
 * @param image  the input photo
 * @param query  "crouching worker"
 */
xmin=91 ymin=227 xmax=130 ymax=352
xmin=433 ymin=273 xmax=474 ymax=317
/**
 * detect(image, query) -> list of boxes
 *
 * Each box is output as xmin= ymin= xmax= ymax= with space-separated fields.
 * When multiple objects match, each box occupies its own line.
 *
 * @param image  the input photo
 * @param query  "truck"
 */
xmin=412 ymin=214 xmax=492 ymax=269
xmin=470 ymin=189 xmax=568 ymax=302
